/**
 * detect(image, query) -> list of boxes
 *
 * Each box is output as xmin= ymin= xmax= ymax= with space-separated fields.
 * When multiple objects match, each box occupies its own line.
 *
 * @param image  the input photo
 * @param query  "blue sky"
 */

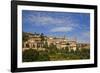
xmin=22 ymin=10 xmax=90 ymax=43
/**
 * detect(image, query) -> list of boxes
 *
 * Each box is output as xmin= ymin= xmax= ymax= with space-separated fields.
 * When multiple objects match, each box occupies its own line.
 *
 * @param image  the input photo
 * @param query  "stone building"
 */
xmin=23 ymin=33 xmax=89 ymax=51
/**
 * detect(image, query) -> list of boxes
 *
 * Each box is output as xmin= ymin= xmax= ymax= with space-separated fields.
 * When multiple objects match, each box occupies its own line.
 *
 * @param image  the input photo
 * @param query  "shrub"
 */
xmin=22 ymin=49 xmax=39 ymax=62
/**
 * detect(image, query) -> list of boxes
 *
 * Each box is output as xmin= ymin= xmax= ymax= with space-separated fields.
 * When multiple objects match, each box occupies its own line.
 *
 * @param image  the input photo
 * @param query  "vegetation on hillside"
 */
xmin=22 ymin=47 xmax=90 ymax=62
xmin=22 ymin=32 xmax=90 ymax=62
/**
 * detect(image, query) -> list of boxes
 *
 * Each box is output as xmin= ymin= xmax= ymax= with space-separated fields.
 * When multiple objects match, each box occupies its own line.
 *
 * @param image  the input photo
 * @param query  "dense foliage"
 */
xmin=22 ymin=47 xmax=90 ymax=62
xmin=22 ymin=49 xmax=50 ymax=62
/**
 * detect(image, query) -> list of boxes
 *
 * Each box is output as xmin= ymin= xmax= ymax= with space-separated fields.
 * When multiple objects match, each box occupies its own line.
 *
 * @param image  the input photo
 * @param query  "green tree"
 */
xmin=75 ymin=47 xmax=80 ymax=55
xmin=22 ymin=32 xmax=29 ymax=42
xmin=38 ymin=51 xmax=50 ymax=61
xmin=43 ymin=41 xmax=48 ymax=49
xmin=40 ymin=33 xmax=45 ymax=48
xmin=80 ymin=48 xmax=90 ymax=59
xmin=40 ymin=33 xmax=45 ymax=41
xmin=65 ymin=46 xmax=69 ymax=53
xmin=22 ymin=49 xmax=39 ymax=62
xmin=48 ymin=43 xmax=57 ymax=54
xmin=70 ymin=49 xmax=74 ymax=53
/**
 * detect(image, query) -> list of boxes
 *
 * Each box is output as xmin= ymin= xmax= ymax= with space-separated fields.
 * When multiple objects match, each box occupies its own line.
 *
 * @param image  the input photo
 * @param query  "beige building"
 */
xmin=23 ymin=34 xmax=89 ymax=51
xmin=67 ymin=41 xmax=77 ymax=51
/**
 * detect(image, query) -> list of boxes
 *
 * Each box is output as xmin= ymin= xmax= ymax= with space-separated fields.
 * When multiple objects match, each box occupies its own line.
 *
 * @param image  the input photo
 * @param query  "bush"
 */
xmin=22 ymin=49 xmax=39 ymax=62
xmin=38 ymin=51 xmax=50 ymax=61
xmin=23 ymin=49 xmax=50 ymax=62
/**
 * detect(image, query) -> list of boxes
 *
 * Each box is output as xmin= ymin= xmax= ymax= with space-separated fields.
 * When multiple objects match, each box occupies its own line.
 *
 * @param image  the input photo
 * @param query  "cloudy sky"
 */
xmin=22 ymin=10 xmax=90 ymax=43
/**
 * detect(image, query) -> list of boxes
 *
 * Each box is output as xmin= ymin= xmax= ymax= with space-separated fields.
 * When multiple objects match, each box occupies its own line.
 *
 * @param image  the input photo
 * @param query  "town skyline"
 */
xmin=22 ymin=10 xmax=90 ymax=43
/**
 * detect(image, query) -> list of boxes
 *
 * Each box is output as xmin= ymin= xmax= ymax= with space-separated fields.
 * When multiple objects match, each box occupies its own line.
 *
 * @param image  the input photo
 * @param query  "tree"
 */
xmin=75 ymin=47 xmax=80 ymax=55
xmin=65 ymin=46 xmax=69 ymax=53
xmin=70 ymin=49 xmax=74 ymax=53
xmin=48 ymin=43 xmax=57 ymax=54
xmin=38 ymin=51 xmax=50 ymax=61
xmin=22 ymin=32 xmax=29 ymax=42
xmin=80 ymin=48 xmax=90 ymax=59
xmin=40 ymin=33 xmax=45 ymax=41
xmin=40 ymin=33 xmax=45 ymax=48
xmin=43 ymin=41 xmax=48 ymax=49
xmin=22 ymin=49 xmax=39 ymax=62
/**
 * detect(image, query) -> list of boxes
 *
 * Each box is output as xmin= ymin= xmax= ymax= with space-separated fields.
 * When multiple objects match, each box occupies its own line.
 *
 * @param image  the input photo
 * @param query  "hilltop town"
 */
xmin=22 ymin=32 xmax=90 ymax=51
xmin=22 ymin=32 xmax=90 ymax=62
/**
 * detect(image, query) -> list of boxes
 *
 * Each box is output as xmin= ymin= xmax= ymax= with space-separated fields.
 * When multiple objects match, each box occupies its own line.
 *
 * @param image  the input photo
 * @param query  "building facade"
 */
xmin=23 ymin=33 xmax=78 ymax=51
xmin=22 ymin=33 xmax=89 ymax=51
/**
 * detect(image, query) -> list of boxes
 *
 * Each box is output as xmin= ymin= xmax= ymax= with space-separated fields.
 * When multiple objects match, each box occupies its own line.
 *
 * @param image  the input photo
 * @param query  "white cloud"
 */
xmin=23 ymin=11 xmax=81 ymax=34
xmin=50 ymin=27 xmax=73 ymax=32
xmin=28 ymin=15 xmax=68 ymax=26
xmin=25 ymin=13 xmax=79 ymax=28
